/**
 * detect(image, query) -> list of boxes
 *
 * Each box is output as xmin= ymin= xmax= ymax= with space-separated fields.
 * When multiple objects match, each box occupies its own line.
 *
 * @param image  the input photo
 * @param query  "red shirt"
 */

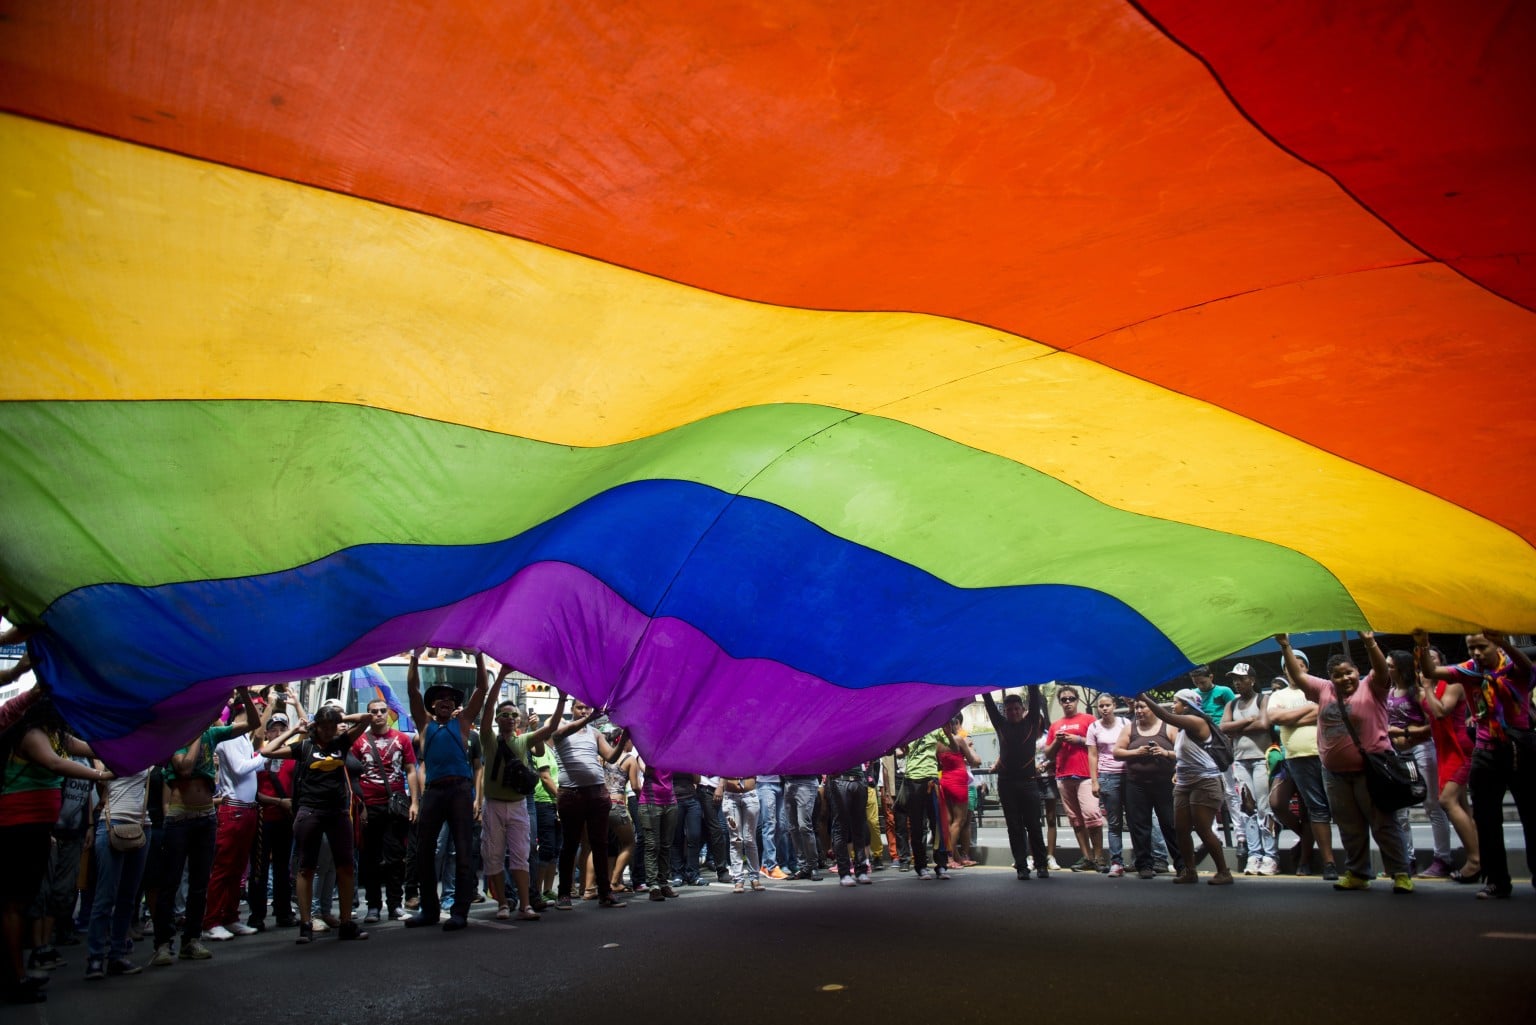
xmin=256 ymin=758 xmax=298 ymax=823
xmin=350 ymin=729 xmax=417 ymax=806
xmin=1046 ymin=713 xmax=1095 ymax=778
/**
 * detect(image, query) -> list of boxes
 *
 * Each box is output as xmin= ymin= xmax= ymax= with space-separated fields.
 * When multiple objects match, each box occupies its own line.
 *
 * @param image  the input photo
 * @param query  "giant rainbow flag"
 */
xmin=1 ymin=1 xmax=1532 ymax=773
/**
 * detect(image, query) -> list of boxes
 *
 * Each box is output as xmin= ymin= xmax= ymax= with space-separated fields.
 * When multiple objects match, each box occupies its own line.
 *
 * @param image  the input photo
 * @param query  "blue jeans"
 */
xmin=671 ymin=790 xmax=703 ymax=881
xmin=1099 ymin=773 xmax=1125 ymax=864
xmin=756 ymin=781 xmax=785 ymax=870
xmin=785 ymin=778 xmax=820 ymax=873
xmin=87 ymin=819 xmax=148 ymax=960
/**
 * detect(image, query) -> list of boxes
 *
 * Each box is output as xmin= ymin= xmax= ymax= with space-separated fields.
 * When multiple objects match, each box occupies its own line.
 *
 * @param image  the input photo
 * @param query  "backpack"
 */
xmin=1193 ymin=708 xmax=1235 ymax=771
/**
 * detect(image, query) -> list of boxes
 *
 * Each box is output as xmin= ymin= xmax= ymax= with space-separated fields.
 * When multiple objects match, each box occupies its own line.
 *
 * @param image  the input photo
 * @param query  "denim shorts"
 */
xmin=1285 ymin=755 xmax=1331 ymax=823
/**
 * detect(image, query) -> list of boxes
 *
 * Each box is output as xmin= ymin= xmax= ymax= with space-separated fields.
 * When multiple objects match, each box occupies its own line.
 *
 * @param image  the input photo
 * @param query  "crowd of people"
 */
xmin=0 ymin=630 xmax=1531 ymax=1006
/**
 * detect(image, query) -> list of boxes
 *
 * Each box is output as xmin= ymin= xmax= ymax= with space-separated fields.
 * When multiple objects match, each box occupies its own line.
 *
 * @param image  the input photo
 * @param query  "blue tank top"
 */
xmin=422 ymin=721 xmax=472 ymax=783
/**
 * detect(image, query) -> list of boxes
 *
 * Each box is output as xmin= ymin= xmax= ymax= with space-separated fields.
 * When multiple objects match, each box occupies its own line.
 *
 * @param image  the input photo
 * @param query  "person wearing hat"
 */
xmin=1137 ymin=687 xmax=1234 ymax=886
xmin=1220 ymin=663 xmax=1278 ymax=875
xmin=404 ymin=648 xmax=490 ymax=930
xmin=250 ymin=704 xmax=300 ymax=929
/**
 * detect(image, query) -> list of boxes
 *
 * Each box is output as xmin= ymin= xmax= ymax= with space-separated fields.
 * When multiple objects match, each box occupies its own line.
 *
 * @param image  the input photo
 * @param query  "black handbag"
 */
xmin=364 ymin=733 xmax=413 ymax=817
xmin=1339 ymin=702 xmax=1426 ymax=813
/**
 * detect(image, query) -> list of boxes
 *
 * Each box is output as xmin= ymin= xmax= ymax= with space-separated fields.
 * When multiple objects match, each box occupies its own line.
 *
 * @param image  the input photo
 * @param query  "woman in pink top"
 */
xmin=1277 ymin=632 xmax=1412 ymax=894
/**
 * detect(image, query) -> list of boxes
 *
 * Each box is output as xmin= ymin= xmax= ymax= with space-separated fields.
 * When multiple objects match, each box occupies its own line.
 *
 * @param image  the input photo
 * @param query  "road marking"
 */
xmin=1481 ymin=932 xmax=1536 ymax=941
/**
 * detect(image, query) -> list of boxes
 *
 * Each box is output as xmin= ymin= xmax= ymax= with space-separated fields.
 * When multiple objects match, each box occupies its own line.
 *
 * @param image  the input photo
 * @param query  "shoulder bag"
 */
xmin=1338 ymin=697 xmax=1426 ymax=813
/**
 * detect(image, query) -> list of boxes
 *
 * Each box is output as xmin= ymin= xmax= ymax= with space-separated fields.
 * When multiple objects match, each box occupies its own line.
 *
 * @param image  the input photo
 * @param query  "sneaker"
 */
xmin=201 ymin=925 xmax=234 ymax=942
xmin=839 ymin=874 xmax=856 ymax=887
xmin=1016 ymin=869 xmax=1031 ymax=880
xmin=1417 ymin=858 xmax=1452 ymax=880
xmin=515 ymin=907 xmax=541 ymax=921
xmin=150 ymin=944 xmax=174 ymax=967
xmin=84 ymin=957 xmax=106 ymax=981
xmin=227 ymin=921 xmax=259 ymax=936
xmin=442 ymin=915 xmax=469 ymax=931
xmin=403 ymin=913 xmax=439 ymax=928
xmin=1025 ymin=856 xmax=1035 ymax=871
xmin=732 ymin=882 xmax=745 ymax=893
xmin=107 ymin=958 xmax=141 ymax=976
xmin=897 ymin=860 xmax=911 ymax=872
xmin=1137 ymin=867 xmax=1155 ymax=880
xmin=554 ymin=897 xmax=573 ymax=911
xmin=364 ymin=908 xmax=381 ymax=924
xmin=179 ymin=939 xmax=212 ymax=960
xmin=1242 ymin=857 xmax=1258 ymax=876
xmin=749 ymin=878 xmax=765 ymax=892
xmin=1036 ymin=867 xmax=1050 ymax=879
xmin=310 ymin=918 xmax=330 ymax=934
xmin=1333 ymin=870 xmax=1371 ymax=891
xmin=541 ymin=890 xmax=559 ymax=903
xmin=597 ymin=896 xmax=626 ymax=909
xmin=1208 ymin=871 xmax=1235 ymax=886
xmin=936 ymin=866 xmax=952 ymax=880
xmin=916 ymin=868 xmax=935 ymax=880
xmin=690 ymin=878 xmax=711 ymax=886
xmin=717 ymin=870 xmax=732 ymax=884
xmin=1152 ymin=861 xmax=1170 ymax=875
xmin=660 ymin=885 xmax=679 ymax=899
xmin=495 ymin=904 xmax=511 ymax=920
xmin=388 ymin=907 xmax=405 ymax=921
xmin=339 ymin=920 xmax=370 ymax=940
xmin=27 ymin=948 xmax=63 ymax=971
xmin=1069 ymin=857 xmax=1096 ymax=872
xmin=1108 ymin=863 xmax=1125 ymax=878
xmin=633 ymin=883 xmax=649 ymax=893
xmin=1392 ymin=873 xmax=1415 ymax=895
xmin=1322 ymin=863 xmax=1340 ymax=882
xmin=1260 ymin=857 xmax=1279 ymax=876
xmin=856 ymin=872 xmax=872 ymax=885
xmin=1046 ymin=856 xmax=1062 ymax=871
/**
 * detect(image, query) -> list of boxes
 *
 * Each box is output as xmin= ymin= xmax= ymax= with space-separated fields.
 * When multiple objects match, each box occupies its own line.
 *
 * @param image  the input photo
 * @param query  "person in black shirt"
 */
xmin=982 ymin=687 xmax=1047 ymax=879
xmin=262 ymin=705 xmax=369 ymax=943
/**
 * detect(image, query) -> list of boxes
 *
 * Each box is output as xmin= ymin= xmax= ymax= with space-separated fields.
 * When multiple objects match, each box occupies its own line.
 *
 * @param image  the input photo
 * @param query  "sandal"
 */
xmin=515 ymin=907 xmax=541 ymax=921
xmin=495 ymin=904 xmax=511 ymax=920
xmin=597 ymin=895 xmax=627 ymax=909
xmin=610 ymin=884 xmax=630 ymax=893
xmin=582 ymin=889 xmax=599 ymax=901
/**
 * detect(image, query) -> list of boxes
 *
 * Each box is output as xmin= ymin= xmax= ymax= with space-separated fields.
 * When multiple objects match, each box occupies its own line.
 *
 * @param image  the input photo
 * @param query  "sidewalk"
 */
xmin=967 ymin=818 xmax=1529 ymax=876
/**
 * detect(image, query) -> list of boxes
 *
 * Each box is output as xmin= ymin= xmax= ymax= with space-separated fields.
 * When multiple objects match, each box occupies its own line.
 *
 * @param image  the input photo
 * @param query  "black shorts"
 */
xmin=293 ymin=806 xmax=355 ymax=871
xmin=0 ymin=822 xmax=54 ymax=902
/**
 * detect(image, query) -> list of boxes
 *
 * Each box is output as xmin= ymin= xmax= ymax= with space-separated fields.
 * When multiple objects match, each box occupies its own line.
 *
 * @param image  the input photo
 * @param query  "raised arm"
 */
xmin=982 ymin=692 xmax=1005 ymax=731
xmin=406 ymin=648 xmax=427 ymax=739
xmin=260 ymin=721 xmax=308 ymax=758
xmin=1411 ymin=629 xmax=1459 ymax=682
xmin=1361 ymin=632 xmax=1390 ymax=698
xmin=226 ymin=686 xmax=261 ymax=737
xmin=1138 ymin=694 xmax=1209 ymax=740
xmin=460 ymin=652 xmax=491 ymax=739
xmin=1275 ymin=634 xmax=1321 ymax=699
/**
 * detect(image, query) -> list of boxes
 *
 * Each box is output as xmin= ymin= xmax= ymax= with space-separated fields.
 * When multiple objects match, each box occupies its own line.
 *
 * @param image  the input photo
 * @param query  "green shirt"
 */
xmin=904 ymin=729 xmax=947 ymax=780
xmin=483 ymin=732 xmax=534 ymax=801
xmin=531 ymin=745 xmax=559 ymax=804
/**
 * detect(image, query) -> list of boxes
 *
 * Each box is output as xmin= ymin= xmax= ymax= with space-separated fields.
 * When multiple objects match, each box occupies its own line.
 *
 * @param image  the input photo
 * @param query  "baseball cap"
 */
xmin=1228 ymin=662 xmax=1253 ymax=677
xmin=1173 ymin=687 xmax=1204 ymax=710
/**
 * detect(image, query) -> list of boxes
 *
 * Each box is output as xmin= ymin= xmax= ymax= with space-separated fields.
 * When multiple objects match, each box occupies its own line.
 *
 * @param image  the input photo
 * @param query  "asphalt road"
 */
xmin=15 ymin=864 xmax=1534 ymax=1025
